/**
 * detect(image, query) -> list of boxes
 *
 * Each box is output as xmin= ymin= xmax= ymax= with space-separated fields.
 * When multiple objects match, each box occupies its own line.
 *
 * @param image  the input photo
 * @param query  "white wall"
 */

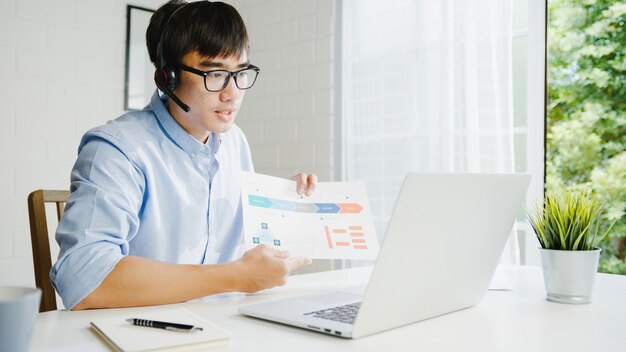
xmin=0 ymin=0 xmax=335 ymax=287
xmin=234 ymin=0 xmax=335 ymax=181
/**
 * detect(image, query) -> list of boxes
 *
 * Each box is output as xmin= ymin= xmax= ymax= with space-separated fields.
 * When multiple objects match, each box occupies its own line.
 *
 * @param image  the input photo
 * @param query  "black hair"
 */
xmin=146 ymin=0 xmax=249 ymax=68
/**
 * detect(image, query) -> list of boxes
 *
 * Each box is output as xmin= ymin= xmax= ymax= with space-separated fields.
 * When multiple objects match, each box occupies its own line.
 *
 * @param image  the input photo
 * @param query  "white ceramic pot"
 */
xmin=539 ymin=248 xmax=601 ymax=304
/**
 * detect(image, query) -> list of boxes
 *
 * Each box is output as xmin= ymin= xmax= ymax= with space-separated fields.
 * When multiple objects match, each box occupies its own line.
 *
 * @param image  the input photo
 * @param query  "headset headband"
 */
xmin=154 ymin=2 xmax=191 ymax=112
xmin=156 ymin=2 xmax=189 ymax=71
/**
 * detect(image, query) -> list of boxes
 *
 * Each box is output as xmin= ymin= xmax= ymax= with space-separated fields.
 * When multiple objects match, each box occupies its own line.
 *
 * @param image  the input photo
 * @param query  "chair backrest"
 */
xmin=27 ymin=189 xmax=70 ymax=312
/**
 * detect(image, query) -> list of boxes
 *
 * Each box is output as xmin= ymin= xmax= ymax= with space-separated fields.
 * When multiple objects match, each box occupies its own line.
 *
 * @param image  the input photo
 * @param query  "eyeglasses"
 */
xmin=179 ymin=64 xmax=260 ymax=92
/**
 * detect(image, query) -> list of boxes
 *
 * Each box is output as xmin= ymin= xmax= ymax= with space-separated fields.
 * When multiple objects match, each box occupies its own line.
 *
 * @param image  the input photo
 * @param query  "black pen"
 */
xmin=126 ymin=318 xmax=204 ymax=332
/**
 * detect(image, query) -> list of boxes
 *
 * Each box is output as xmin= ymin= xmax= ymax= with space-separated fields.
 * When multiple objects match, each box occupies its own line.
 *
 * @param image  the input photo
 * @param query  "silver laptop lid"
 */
xmin=352 ymin=173 xmax=530 ymax=338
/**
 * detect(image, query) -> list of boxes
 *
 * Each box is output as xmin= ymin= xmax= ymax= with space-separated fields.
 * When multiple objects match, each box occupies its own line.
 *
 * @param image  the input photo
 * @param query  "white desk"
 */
xmin=31 ymin=265 xmax=626 ymax=351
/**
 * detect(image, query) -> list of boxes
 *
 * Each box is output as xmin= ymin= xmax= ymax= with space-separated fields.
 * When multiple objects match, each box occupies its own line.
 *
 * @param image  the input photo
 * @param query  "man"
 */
xmin=51 ymin=0 xmax=315 ymax=311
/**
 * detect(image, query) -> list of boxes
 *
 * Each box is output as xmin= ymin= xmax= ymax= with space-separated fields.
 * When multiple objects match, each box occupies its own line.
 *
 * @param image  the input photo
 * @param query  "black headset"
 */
xmin=154 ymin=3 xmax=191 ymax=112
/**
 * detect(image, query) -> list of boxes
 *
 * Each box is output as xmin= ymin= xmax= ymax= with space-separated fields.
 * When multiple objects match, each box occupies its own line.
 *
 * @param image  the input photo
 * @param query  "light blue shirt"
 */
xmin=51 ymin=91 xmax=254 ymax=310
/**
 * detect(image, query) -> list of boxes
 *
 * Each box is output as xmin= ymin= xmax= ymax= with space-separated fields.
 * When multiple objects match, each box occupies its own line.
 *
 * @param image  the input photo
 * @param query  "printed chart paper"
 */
xmin=241 ymin=172 xmax=380 ymax=260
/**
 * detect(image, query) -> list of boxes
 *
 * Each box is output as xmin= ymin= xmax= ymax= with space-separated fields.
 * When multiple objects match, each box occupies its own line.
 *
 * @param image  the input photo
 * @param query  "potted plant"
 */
xmin=526 ymin=188 xmax=614 ymax=304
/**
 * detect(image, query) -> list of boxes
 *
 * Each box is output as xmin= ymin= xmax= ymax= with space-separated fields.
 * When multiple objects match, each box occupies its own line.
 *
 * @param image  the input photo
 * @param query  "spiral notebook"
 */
xmin=90 ymin=308 xmax=230 ymax=352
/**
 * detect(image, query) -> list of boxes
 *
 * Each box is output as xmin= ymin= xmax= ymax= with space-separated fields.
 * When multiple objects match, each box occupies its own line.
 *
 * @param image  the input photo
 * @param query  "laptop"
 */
xmin=238 ymin=173 xmax=531 ymax=339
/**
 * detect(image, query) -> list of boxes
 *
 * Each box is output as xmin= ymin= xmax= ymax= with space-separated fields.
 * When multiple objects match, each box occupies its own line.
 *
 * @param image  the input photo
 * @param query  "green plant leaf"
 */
xmin=526 ymin=188 xmax=610 ymax=251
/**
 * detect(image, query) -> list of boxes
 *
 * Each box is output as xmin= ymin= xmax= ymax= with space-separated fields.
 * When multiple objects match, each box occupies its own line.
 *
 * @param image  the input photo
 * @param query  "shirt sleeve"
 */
xmin=50 ymin=130 xmax=145 ymax=310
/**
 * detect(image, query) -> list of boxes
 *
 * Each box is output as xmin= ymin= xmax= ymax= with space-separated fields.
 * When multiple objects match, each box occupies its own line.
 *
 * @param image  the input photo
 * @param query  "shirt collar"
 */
xmin=149 ymin=90 xmax=222 ymax=156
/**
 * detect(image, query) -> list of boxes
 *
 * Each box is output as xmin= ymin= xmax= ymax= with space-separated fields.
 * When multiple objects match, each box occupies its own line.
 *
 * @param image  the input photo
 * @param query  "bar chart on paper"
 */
xmin=241 ymin=172 xmax=380 ymax=260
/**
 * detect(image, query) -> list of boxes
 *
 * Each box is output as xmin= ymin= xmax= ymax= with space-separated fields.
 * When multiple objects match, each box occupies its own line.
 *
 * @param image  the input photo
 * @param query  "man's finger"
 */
xmin=291 ymin=173 xmax=307 ymax=195
xmin=285 ymin=256 xmax=312 ymax=272
xmin=269 ymin=247 xmax=290 ymax=259
xmin=305 ymin=174 xmax=317 ymax=196
xmin=277 ymin=250 xmax=290 ymax=258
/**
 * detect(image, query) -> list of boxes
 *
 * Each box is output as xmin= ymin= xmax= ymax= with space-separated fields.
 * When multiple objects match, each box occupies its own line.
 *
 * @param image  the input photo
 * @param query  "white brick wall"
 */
xmin=0 ymin=0 xmax=336 ymax=286
xmin=235 ymin=0 xmax=335 ymax=182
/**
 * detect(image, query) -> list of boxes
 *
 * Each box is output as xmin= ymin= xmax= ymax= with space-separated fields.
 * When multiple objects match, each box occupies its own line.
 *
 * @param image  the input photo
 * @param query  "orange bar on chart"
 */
xmin=338 ymin=203 xmax=363 ymax=213
xmin=354 ymin=245 xmax=368 ymax=250
xmin=324 ymin=226 xmax=333 ymax=249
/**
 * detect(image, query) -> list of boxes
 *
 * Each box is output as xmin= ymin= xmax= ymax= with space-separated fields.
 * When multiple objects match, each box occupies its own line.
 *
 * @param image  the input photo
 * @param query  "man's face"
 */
xmin=169 ymin=50 xmax=249 ymax=142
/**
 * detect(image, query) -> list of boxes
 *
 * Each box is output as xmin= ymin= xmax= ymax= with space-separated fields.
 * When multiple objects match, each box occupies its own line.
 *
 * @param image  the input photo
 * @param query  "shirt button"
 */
xmin=190 ymin=153 xmax=196 ymax=158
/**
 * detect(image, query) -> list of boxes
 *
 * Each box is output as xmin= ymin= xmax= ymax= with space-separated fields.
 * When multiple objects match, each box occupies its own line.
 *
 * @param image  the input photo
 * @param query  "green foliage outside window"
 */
xmin=547 ymin=0 xmax=626 ymax=274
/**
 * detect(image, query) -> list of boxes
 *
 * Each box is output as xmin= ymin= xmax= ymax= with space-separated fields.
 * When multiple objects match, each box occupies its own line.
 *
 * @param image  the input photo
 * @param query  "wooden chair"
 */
xmin=27 ymin=190 xmax=70 ymax=312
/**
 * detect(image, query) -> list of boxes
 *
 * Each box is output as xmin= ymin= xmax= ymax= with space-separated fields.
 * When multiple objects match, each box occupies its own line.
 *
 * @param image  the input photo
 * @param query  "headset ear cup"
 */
xmin=155 ymin=67 xmax=177 ymax=91
xmin=163 ymin=66 xmax=177 ymax=91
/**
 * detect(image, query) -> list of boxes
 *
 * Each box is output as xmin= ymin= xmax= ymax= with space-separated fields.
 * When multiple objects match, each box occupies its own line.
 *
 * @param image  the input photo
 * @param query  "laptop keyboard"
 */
xmin=303 ymin=302 xmax=361 ymax=325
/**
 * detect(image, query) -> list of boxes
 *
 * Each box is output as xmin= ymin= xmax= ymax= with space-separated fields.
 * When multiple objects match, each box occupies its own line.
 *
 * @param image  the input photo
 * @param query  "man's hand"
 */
xmin=231 ymin=244 xmax=312 ymax=293
xmin=72 ymin=245 xmax=311 ymax=310
xmin=291 ymin=173 xmax=317 ymax=196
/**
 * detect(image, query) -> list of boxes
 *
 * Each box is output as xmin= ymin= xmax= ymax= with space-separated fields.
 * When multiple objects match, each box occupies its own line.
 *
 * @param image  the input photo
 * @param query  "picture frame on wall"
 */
xmin=125 ymin=5 xmax=155 ymax=111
